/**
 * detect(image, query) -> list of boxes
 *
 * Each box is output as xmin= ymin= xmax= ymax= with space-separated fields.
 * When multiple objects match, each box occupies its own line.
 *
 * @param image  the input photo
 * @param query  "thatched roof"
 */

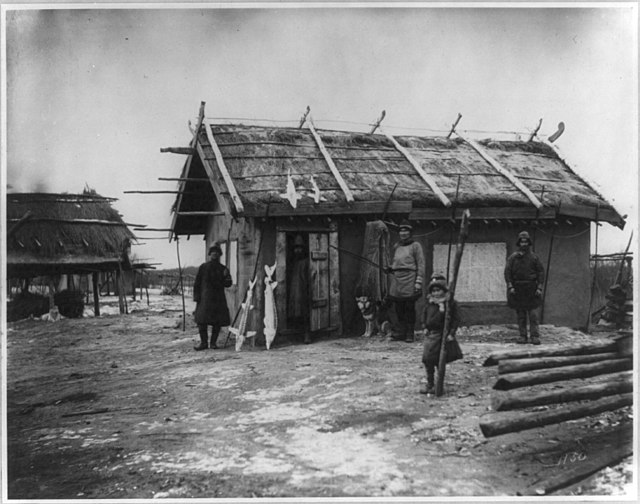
xmin=171 ymin=123 xmax=625 ymax=234
xmin=6 ymin=193 xmax=136 ymax=277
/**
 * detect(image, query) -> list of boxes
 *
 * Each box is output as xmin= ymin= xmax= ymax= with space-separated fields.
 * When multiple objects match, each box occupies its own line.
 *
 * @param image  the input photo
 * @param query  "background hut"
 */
xmin=167 ymin=104 xmax=625 ymax=344
xmin=6 ymin=192 xmax=137 ymax=318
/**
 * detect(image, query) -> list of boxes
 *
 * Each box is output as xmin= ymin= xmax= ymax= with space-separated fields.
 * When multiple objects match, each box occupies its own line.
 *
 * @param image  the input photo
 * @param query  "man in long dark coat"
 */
xmin=193 ymin=242 xmax=233 ymax=351
xmin=288 ymin=235 xmax=311 ymax=343
xmin=504 ymin=231 xmax=545 ymax=345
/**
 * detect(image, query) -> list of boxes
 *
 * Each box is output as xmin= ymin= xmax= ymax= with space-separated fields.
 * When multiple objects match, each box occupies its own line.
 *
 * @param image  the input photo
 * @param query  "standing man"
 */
xmin=387 ymin=220 xmax=425 ymax=342
xmin=193 ymin=242 xmax=233 ymax=351
xmin=288 ymin=235 xmax=312 ymax=344
xmin=504 ymin=231 xmax=545 ymax=345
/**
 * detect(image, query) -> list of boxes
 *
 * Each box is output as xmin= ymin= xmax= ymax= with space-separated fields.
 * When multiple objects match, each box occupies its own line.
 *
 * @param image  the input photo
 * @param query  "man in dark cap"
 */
xmin=288 ymin=234 xmax=311 ymax=343
xmin=387 ymin=220 xmax=425 ymax=342
xmin=504 ymin=231 xmax=545 ymax=344
xmin=193 ymin=242 xmax=233 ymax=351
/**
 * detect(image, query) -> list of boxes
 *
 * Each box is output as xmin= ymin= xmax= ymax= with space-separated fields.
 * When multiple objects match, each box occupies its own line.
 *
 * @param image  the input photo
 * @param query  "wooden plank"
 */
xmin=275 ymin=231 xmax=288 ymax=332
xmin=493 ymin=358 xmax=632 ymax=390
xmin=305 ymin=115 xmax=355 ymax=202
xmin=328 ymin=226 xmax=342 ymax=336
xmin=203 ymin=120 xmax=245 ymax=216
xmin=497 ymin=352 xmax=620 ymax=375
xmin=410 ymin=206 xmax=556 ymax=221
xmin=460 ymin=135 xmax=542 ymax=209
xmin=483 ymin=340 xmax=618 ymax=366
xmin=479 ymin=393 xmax=633 ymax=438
xmin=309 ymin=232 xmax=330 ymax=331
xmin=195 ymin=142 xmax=233 ymax=217
xmin=492 ymin=372 xmax=633 ymax=411
xmin=259 ymin=200 xmax=412 ymax=217
xmin=379 ymin=126 xmax=451 ymax=207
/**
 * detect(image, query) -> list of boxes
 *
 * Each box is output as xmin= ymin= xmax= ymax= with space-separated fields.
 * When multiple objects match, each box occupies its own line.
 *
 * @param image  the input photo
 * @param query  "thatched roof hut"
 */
xmin=167 ymin=104 xmax=626 ymax=340
xmin=6 ymin=192 xmax=136 ymax=278
xmin=171 ymin=123 xmax=624 ymax=234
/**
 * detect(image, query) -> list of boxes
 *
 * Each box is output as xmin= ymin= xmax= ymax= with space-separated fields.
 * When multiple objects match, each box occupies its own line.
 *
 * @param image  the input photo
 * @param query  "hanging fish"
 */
xmin=229 ymin=277 xmax=257 ymax=351
xmin=305 ymin=174 xmax=326 ymax=204
xmin=279 ymin=168 xmax=304 ymax=208
xmin=263 ymin=263 xmax=278 ymax=350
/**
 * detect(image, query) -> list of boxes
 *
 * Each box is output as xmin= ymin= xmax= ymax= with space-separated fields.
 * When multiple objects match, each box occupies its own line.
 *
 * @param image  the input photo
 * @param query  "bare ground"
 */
xmin=3 ymin=295 xmax=634 ymax=500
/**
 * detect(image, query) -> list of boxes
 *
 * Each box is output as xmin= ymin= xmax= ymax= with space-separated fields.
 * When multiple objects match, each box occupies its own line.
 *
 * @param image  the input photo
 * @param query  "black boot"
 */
xmin=209 ymin=327 xmax=220 ymax=349
xmin=194 ymin=326 xmax=208 ymax=351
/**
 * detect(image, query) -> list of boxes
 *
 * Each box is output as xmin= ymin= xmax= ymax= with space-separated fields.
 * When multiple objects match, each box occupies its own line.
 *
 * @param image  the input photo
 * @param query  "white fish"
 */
xmin=263 ymin=263 xmax=278 ymax=350
xmin=229 ymin=277 xmax=257 ymax=352
xmin=306 ymin=174 xmax=326 ymax=204
xmin=279 ymin=168 xmax=304 ymax=208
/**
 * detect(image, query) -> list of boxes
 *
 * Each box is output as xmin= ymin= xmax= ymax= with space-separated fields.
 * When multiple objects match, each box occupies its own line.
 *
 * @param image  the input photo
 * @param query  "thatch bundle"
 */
xmin=7 ymin=193 xmax=135 ymax=258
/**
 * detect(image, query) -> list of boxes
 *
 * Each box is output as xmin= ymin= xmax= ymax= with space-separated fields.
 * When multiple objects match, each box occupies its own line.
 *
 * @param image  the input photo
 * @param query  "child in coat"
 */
xmin=420 ymin=275 xmax=461 ymax=394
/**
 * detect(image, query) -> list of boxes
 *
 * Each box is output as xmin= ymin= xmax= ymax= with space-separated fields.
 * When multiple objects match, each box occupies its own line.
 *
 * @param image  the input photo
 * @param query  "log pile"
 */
xmin=479 ymin=334 xmax=633 ymax=438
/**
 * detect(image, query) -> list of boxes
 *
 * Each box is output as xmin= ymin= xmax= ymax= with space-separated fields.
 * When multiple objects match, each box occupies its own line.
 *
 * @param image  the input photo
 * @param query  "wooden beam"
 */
xmin=497 ymin=352 xmax=620 ymax=375
xmin=160 ymin=147 xmax=196 ymax=155
xmin=492 ymin=358 xmax=632 ymax=391
xmin=483 ymin=340 xmax=618 ymax=366
xmin=379 ymin=126 xmax=452 ymax=207
xmin=252 ymin=200 xmax=412 ymax=217
xmin=203 ymin=119 xmax=245 ymax=216
xmin=175 ymin=211 xmax=226 ymax=217
xmin=459 ymin=135 xmax=542 ymax=208
xmin=492 ymin=372 xmax=633 ymax=411
xmin=479 ymin=393 xmax=633 ymax=438
xmin=410 ymin=206 xmax=556 ymax=221
xmin=304 ymin=113 xmax=355 ymax=203
xmin=195 ymin=142 xmax=233 ymax=218
xmin=158 ymin=177 xmax=210 ymax=182
xmin=8 ymin=211 xmax=33 ymax=237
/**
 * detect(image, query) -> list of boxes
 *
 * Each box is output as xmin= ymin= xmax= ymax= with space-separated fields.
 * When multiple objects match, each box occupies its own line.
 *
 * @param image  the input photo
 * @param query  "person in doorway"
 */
xmin=387 ymin=220 xmax=425 ymax=342
xmin=504 ymin=231 xmax=545 ymax=345
xmin=288 ymin=235 xmax=311 ymax=344
xmin=193 ymin=242 xmax=233 ymax=351
xmin=420 ymin=276 xmax=461 ymax=394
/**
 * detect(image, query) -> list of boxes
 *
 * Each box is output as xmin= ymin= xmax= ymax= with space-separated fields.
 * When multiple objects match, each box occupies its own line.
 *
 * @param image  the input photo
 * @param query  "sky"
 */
xmin=2 ymin=3 xmax=638 ymax=268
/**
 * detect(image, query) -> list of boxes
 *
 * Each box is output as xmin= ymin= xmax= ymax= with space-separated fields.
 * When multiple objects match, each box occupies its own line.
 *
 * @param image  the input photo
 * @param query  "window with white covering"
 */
xmin=432 ymin=242 xmax=507 ymax=302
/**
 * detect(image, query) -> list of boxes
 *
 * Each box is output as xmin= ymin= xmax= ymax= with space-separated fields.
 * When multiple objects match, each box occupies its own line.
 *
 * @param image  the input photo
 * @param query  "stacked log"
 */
xmin=479 ymin=334 xmax=633 ymax=438
xmin=599 ymin=284 xmax=632 ymax=327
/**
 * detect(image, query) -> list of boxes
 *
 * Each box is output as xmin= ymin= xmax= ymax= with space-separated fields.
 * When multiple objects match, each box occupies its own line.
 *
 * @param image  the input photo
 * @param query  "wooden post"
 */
xmin=483 ymin=340 xmax=618 ymax=366
xmin=479 ymin=393 xmax=633 ymax=438
xmin=586 ymin=204 xmax=599 ymax=331
xmin=492 ymin=372 xmax=633 ymax=411
xmin=436 ymin=209 xmax=470 ymax=396
xmin=493 ymin=358 xmax=632 ymax=391
xmin=176 ymin=238 xmax=186 ymax=332
xmin=92 ymin=272 xmax=100 ymax=317
xmin=115 ymin=269 xmax=125 ymax=314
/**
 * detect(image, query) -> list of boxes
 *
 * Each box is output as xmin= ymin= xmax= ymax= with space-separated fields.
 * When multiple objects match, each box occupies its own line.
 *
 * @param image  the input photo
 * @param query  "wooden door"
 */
xmin=309 ymin=232 xmax=330 ymax=331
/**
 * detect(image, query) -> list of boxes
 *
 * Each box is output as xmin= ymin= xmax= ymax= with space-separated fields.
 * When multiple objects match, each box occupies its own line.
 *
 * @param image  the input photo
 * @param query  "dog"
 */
xmin=356 ymin=296 xmax=393 ymax=338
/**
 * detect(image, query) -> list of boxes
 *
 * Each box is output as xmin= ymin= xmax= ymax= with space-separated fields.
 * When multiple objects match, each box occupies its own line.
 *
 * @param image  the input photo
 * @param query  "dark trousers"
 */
xmin=198 ymin=324 xmax=221 ymax=346
xmin=394 ymin=299 xmax=416 ymax=336
xmin=516 ymin=309 xmax=540 ymax=338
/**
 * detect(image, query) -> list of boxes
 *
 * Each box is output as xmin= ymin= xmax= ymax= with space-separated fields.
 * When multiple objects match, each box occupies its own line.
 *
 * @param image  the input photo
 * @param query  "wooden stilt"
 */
xmin=92 ymin=272 xmax=100 ymax=317
xmin=176 ymin=238 xmax=186 ymax=331
xmin=115 ymin=268 xmax=125 ymax=314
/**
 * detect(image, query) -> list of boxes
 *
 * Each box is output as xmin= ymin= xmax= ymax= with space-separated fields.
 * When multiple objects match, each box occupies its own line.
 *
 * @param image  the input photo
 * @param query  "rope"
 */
xmin=533 ymin=225 xmax=590 ymax=239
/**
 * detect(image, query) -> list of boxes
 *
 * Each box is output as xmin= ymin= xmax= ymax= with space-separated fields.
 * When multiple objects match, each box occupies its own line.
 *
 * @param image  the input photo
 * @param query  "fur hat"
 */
xmin=399 ymin=219 xmax=413 ymax=231
xmin=427 ymin=278 xmax=448 ymax=293
xmin=517 ymin=231 xmax=532 ymax=246
xmin=209 ymin=242 xmax=222 ymax=254
xmin=430 ymin=271 xmax=446 ymax=282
